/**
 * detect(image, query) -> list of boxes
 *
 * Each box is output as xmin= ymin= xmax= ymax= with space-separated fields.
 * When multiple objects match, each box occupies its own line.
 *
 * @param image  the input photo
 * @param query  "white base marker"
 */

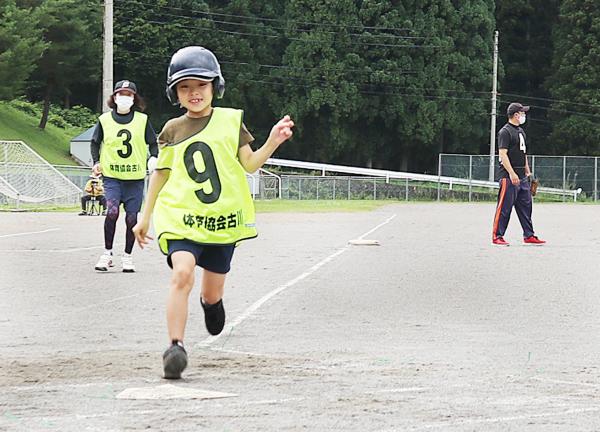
xmin=348 ymin=239 xmax=380 ymax=246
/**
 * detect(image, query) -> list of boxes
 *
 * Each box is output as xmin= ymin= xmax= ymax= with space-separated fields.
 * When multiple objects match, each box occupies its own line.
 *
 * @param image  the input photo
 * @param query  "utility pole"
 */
xmin=102 ymin=0 xmax=113 ymax=113
xmin=489 ymin=30 xmax=499 ymax=182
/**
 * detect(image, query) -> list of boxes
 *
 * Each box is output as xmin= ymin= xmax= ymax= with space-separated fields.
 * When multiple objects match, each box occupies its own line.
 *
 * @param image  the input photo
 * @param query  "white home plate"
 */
xmin=348 ymin=239 xmax=380 ymax=246
xmin=116 ymin=384 xmax=237 ymax=400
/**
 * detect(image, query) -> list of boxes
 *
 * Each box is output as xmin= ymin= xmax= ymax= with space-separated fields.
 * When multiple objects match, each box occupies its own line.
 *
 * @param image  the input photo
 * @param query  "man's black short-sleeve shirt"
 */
xmin=498 ymin=122 xmax=527 ymax=179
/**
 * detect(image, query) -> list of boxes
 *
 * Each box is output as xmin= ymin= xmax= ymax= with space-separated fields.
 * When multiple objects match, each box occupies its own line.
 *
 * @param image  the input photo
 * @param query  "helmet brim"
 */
xmin=168 ymin=69 xmax=220 ymax=88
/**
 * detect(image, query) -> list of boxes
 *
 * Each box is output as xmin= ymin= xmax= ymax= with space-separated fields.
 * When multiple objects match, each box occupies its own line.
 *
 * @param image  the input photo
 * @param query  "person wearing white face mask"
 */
xmin=492 ymin=102 xmax=545 ymax=246
xmin=90 ymin=80 xmax=159 ymax=273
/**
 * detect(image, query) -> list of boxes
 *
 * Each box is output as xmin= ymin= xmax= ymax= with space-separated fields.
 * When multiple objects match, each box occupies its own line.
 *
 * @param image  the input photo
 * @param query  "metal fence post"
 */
xmin=563 ymin=156 xmax=567 ymax=202
xmin=468 ymin=155 xmax=473 ymax=202
xmin=531 ymin=155 xmax=535 ymax=176
xmin=316 ymin=178 xmax=319 ymax=200
xmin=333 ymin=178 xmax=336 ymax=200
xmin=595 ymin=157 xmax=598 ymax=202
xmin=347 ymin=177 xmax=351 ymax=200
xmin=373 ymin=178 xmax=377 ymax=200
xmin=299 ymin=178 xmax=302 ymax=200
xmin=405 ymin=178 xmax=409 ymax=201
xmin=437 ymin=153 xmax=442 ymax=201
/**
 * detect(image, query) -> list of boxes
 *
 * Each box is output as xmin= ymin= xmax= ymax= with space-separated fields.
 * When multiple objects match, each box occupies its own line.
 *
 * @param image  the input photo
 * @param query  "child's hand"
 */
xmin=132 ymin=220 xmax=153 ymax=249
xmin=269 ymin=115 xmax=294 ymax=146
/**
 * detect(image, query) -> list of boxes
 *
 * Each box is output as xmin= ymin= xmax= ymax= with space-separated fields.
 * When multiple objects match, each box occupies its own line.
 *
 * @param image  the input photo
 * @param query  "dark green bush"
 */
xmin=8 ymin=99 xmax=96 ymax=129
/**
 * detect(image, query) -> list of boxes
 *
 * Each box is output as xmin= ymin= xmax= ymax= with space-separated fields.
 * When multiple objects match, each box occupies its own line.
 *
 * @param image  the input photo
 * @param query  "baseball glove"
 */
xmin=529 ymin=175 xmax=540 ymax=196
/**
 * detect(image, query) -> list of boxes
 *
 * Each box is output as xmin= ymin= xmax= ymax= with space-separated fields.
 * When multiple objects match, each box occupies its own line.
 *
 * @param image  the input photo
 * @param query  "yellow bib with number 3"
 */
xmin=153 ymin=107 xmax=257 ymax=253
xmin=99 ymin=111 xmax=148 ymax=180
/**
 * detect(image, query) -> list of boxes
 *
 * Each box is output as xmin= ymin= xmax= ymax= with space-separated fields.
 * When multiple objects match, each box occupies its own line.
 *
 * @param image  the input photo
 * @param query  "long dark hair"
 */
xmin=106 ymin=93 xmax=147 ymax=112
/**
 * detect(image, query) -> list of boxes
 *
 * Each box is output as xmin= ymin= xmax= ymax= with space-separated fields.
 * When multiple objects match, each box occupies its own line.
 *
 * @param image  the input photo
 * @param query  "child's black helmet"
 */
xmin=166 ymin=46 xmax=225 ymax=104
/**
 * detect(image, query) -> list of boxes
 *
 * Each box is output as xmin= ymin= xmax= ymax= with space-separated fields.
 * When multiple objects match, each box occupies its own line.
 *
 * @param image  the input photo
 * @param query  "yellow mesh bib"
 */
xmin=99 ymin=111 xmax=148 ymax=180
xmin=153 ymin=108 xmax=257 ymax=253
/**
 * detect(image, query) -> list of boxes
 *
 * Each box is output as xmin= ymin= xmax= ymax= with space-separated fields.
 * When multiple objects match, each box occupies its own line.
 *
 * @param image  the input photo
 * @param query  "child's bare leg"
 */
xmin=201 ymin=270 xmax=226 ymax=304
xmin=201 ymin=270 xmax=227 ymax=335
xmin=167 ymin=251 xmax=196 ymax=341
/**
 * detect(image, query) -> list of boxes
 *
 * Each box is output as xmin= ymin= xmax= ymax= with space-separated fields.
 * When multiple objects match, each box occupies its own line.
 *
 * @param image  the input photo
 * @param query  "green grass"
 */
xmin=1 ymin=198 xmax=594 ymax=213
xmin=254 ymin=199 xmax=392 ymax=212
xmin=1 ymin=200 xmax=390 ymax=213
xmin=0 ymin=102 xmax=83 ymax=165
xmin=0 ymin=205 xmax=80 ymax=213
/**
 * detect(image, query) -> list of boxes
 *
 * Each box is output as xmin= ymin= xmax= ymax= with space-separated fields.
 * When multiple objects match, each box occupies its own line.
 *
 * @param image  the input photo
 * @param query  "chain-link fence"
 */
xmin=440 ymin=154 xmax=595 ymax=201
xmin=278 ymin=175 xmax=504 ymax=202
xmin=55 ymin=165 xmax=93 ymax=190
xmin=49 ymin=166 xmax=501 ymax=203
xmin=0 ymin=159 xmax=585 ymax=211
xmin=48 ymin=167 xmax=499 ymax=203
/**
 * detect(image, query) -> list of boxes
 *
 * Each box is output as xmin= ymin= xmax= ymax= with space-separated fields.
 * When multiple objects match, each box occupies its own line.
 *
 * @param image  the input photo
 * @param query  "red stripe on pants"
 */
xmin=493 ymin=178 xmax=507 ymax=239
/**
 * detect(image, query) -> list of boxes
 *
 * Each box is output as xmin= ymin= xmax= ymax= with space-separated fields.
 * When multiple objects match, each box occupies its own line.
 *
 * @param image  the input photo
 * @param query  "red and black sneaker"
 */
xmin=524 ymin=235 xmax=546 ymax=245
xmin=492 ymin=236 xmax=510 ymax=246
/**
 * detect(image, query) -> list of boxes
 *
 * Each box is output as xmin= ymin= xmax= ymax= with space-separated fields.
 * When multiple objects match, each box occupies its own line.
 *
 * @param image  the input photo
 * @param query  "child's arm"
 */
xmin=238 ymin=115 xmax=294 ymax=173
xmin=132 ymin=169 xmax=170 ymax=249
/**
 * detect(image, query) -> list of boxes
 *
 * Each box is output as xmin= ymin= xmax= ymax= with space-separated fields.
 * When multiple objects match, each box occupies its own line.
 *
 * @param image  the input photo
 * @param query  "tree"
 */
xmin=496 ymin=0 xmax=559 ymax=154
xmin=274 ymin=0 xmax=366 ymax=164
xmin=106 ymin=0 xmax=496 ymax=171
xmin=113 ymin=0 xmax=208 ymax=123
xmin=0 ymin=0 xmax=46 ymax=99
xmin=547 ymin=0 xmax=600 ymax=155
xmin=356 ymin=0 xmax=495 ymax=171
xmin=29 ymin=0 xmax=101 ymax=129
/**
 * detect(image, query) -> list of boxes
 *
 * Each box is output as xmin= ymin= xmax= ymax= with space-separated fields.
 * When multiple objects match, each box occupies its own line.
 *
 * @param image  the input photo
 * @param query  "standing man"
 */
xmin=492 ymin=102 xmax=545 ymax=246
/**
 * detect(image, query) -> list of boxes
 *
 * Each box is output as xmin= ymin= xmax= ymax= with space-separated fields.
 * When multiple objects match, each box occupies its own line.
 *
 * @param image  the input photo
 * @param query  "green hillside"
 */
xmin=0 ymin=102 xmax=84 ymax=165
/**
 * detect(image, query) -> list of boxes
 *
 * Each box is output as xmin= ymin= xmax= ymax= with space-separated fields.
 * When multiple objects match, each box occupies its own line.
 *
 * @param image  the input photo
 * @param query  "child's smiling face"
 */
xmin=176 ymin=78 xmax=214 ymax=117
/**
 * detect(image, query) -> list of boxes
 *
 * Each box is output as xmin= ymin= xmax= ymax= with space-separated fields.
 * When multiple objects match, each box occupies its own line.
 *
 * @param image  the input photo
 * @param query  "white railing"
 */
xmin=265 ymin=157 xmax=581 ymax=201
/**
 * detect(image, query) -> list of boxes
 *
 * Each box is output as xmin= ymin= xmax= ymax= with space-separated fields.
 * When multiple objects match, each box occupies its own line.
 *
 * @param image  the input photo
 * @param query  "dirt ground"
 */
xmin=1 ymin=203 xmax=600 ymax=431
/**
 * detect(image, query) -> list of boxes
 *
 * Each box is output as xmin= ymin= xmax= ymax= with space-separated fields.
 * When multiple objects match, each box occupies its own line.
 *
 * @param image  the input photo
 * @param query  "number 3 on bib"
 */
xmin=184 ymin=141 xmax=222 ymax=204
xmin=116 ymin=129 xmax=133 ymax=158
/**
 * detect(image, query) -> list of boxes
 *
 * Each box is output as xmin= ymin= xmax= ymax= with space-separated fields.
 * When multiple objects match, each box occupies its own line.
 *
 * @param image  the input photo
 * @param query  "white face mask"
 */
xmin=114 ymin=94 xmax=134 ymax=112
xmin=519 ymin=114 xmax=526 ymax=125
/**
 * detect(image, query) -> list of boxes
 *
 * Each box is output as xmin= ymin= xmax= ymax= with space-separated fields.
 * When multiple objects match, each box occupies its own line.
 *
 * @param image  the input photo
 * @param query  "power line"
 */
xmin=115 ymin=0 xmax=422 ymax=34
xmin=122 ymin=0 xmax=430 ymax=41
xmin=498 ymin=98 xmax=600 ymax=120
xmin=115 ymin=46 xmax=490 ymax=99
xmin=142 ymin=19 xmax=441 ymax=49
xmin=220 ymin=60 xmax=420 ymax=77
xmin=212 ymin=75 xmax=493 ymax=104
xmin=500 ymin=92 xmax=600 ymax=109
xmin=117 ymin=47 xmax=600 ymax=116
xmin=114 ymin=46 xmax=421 ymax=77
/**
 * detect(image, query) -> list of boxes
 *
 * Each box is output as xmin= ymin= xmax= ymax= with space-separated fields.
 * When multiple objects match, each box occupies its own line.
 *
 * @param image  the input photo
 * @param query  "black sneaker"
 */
xmin=201 ymin=299 xmax=226 ymax=335
xmin=78 ymin=211 xmax=88 ymax=216
xmin=162 ymin=341 xmax=187 ymax=379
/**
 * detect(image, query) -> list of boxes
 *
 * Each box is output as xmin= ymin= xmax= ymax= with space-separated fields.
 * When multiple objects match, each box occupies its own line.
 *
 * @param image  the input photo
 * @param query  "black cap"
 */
xmin=113 ymin=80 xmax=137 ymax=95
xmin=507 ymin=102 xmax=530 ymax=117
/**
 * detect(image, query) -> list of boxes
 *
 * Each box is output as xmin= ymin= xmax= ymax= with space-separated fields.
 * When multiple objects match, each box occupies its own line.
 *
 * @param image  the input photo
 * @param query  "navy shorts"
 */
xmin=167 ymin=240 xmax=236 ymax=274
xmin=103 ymin=177 xmax=144 ymax=213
